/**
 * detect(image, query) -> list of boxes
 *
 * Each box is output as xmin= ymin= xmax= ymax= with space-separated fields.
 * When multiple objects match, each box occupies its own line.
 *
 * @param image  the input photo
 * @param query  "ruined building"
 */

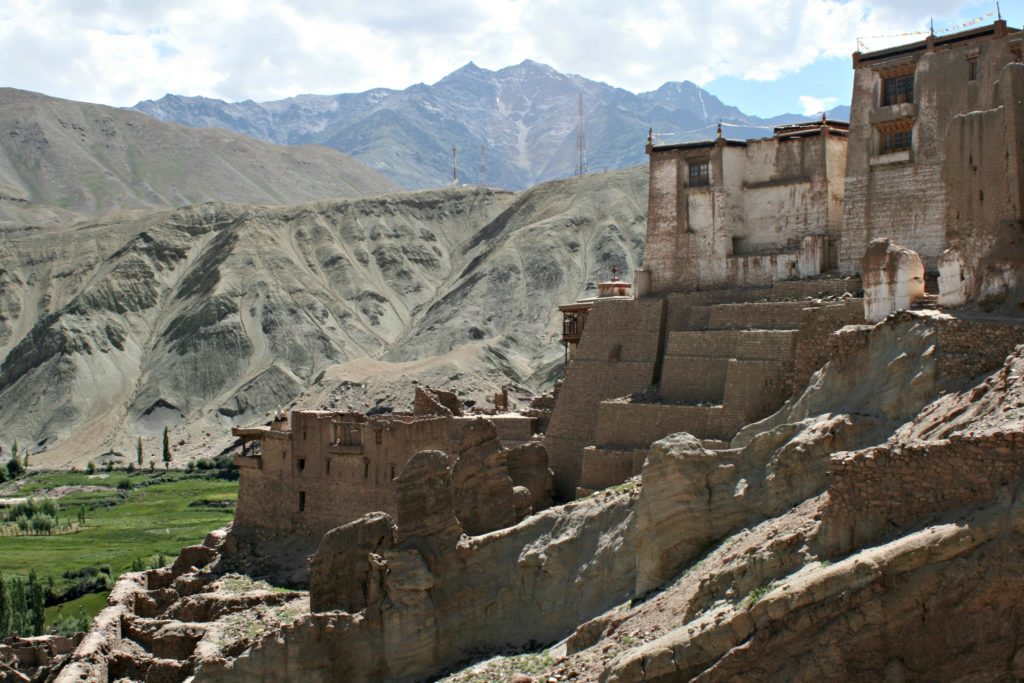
xmin=231 ymin=388 xmax=549 ymax=537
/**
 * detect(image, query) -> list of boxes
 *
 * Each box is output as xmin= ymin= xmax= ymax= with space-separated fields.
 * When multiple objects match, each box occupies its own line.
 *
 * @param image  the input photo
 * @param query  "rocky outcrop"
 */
xmin=309 ymin=512 xmax=397 ymax=613
xmin=195 ymin=452 xmax=638 ymax=683
xmin=450 ymin=419 xmax=517 ymax=535
xmin=861 ymin=238 xmax=925 ymax=322
xmin=506 ymin=442 xmax=555 ymax=513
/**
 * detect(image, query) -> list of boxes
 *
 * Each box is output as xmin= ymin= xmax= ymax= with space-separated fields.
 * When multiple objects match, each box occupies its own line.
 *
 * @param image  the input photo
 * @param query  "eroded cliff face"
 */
xmin=0 ymin=167 xmax=647 ymax=466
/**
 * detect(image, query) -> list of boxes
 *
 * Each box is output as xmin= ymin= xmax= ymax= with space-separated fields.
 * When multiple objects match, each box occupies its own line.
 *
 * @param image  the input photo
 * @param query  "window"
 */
xmin=389 ymin=464 xmax=396 ymax=480
xmin=297 ymin=458 xmax=305 ymax=471
xmin=881 ymin=128 xmax=912 ymax=154
xmin=375 ymin=429 xmax=383 ymax=445
xmin=298 ymin=491 xmax=306 ymax=512
xmin=363 ymin=459 xmax=369 ymax=479
xmin=882 ymin=74 xmax=914 ymax=106
xmin=688 ymin=160 xmax=710 ymax=187
xmin=325 ymin=459 xmax=331 ymax=475
xmin=968 ymin=58 xmax=978 ymax=81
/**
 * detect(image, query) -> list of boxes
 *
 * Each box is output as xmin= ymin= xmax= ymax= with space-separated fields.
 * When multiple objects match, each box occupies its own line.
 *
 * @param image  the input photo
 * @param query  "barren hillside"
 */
xmin=0 ymin=167 xmax=647 ymax=466
xmin=0 ymin=88 xmax=398 ymax=226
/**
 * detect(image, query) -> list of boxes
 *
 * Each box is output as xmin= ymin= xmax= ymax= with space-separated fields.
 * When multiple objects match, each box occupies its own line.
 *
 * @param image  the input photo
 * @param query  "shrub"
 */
xmin=29 ymin=514 xmax=54 ymax=535
xmin=6 ymin=457 xmax=24 ymax=479
xmin=85 ymin=463 xmax=96 ymax=475
xmin=116 ymin=478 xmax=133 ymax=491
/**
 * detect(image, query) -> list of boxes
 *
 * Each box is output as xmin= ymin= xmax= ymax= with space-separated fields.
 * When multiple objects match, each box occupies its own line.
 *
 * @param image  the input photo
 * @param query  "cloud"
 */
xmin=799 ymin=95 xmax=839 ymax=116
xmin=0 ymin=0 xmax=1006 ymax=106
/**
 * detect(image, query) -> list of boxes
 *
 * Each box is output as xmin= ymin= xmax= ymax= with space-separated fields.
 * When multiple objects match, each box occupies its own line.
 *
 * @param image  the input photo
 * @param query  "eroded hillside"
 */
xmin=0 ymin=167 xmax=647 ymax=466
xmin=0 ymin=88 xmax=398 ymax=226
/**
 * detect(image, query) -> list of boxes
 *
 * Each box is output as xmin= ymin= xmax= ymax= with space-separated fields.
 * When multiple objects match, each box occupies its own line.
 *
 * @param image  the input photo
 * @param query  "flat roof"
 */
xmin=857 ymin=20 xmax=1020 ymax=66
xmin=650 ymin=138 xmax=748 ymax=152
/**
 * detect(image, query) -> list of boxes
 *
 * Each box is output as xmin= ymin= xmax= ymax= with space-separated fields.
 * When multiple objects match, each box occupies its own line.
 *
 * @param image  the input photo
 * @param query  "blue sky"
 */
xmin=0 ymin=1 xmax=1020 ymax=118
xmin=709 ymin=1 xmax=1024 ymax=116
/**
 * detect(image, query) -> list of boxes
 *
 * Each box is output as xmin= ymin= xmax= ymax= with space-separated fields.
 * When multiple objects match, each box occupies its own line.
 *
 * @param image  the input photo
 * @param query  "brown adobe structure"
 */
xmin=842 ymin=19 xmax=1022 ymax=272
xmin=230 ymin=387 xmax=550 ymax=539
xmin=547 ymin=19 xmax=1024 ymax=500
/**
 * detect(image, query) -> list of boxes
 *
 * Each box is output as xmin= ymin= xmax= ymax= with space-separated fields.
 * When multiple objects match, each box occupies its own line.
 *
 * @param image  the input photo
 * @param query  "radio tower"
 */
xmin=479 ymin=144 xmax=485 ymax=186
xmin=575 ymin=93 xmax=587 ymax=176
xmin=451 ymin=145 xmax=458 ymax=185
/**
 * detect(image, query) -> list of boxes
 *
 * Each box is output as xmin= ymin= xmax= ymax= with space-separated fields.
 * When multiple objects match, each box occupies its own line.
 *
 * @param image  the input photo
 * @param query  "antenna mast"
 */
xmin=576 ymin=93 xmax=587 ymax=176
xmin=479 ymin=144 xmax=485 ymax=186
xmin=451 ymin=145 xmax=458 ymax=185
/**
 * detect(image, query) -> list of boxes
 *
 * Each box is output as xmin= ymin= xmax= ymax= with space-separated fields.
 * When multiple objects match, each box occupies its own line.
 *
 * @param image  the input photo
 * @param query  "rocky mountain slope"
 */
xmin=0 ymin=88 xmax=398 ymax=227
xmin=0 ymin=166 xmax=647 ymax=467
xmin=133 ymin=62 xmax=851 ymax=190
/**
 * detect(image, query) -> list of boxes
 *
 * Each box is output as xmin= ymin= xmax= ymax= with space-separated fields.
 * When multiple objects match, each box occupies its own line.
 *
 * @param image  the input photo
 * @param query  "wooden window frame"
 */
xmin=688 ymin=159 xmax=710 ymax=187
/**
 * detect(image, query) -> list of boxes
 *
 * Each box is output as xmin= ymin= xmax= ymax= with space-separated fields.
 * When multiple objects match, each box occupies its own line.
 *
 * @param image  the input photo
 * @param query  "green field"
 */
xmin=0 ymin=470 xmax=238 ymax=626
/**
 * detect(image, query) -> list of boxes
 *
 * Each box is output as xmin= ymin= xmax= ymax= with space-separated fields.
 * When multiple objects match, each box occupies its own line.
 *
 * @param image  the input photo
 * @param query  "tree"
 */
xmin=0 ymin=572 xmax=9 ymax=638
xmin=136 ymin=437 xmax=143 ymax=467
xmin=162 ymin=427 xmax=171 ymax=469
xmin=26 ymin=571 xmax=43 ymax=635
xmin=6 ymin=455 xmax=23 ymax=480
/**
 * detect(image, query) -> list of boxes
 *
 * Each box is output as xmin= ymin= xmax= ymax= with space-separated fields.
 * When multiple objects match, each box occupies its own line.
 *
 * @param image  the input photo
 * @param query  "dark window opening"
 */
xmin=375 ymin=429 xmax=383 ymax=445
xmin=732 ymin=237 xmax=748 ymax=256
xmin=389 ymin=464 xmax=396 ymax=480
xmin=325 ymin=459 xmax=331 ymax=475
xmin=968 ymin=58 xmax=978 ymax=81
xmin=607 ymin=343 xmax=622 ymax=362
xmin=298 ymin=491 xmax=306 ymax=512
xmin=297 ymin=458 xmax=305 ymax=471
xmin=688 ymin=160 xmax=710 ymax=187
xmin=363 ymin=460 xmax=369 ymax=479
xmin=882 ymin=74 xmax=914 ymax=106
xmin=881 ymin=128 xmax=913 ymax=154
xmin=303 ymin=430 xmax=307 ymax=440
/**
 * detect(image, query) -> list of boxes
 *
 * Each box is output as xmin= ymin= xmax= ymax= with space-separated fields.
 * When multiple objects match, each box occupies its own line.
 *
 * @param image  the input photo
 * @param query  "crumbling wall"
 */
xmin=824 ymin=432 xmax=1024 ymax=554
xmin=413 ymin=386 xmax=463 ymax=416
xmin=861 ymin=238 xmax=924 ymax=322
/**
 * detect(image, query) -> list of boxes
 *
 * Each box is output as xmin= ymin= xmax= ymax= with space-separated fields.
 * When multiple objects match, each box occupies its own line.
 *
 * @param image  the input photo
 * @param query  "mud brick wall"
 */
xmin=935 ymin=319 xmax=1024 ymax=381
xmin=579 ymin=446 xmax=647 ymax=492
xmin=234 ymin=433 xmax=292 ymax=532
xmin=706 ymin=301 xmax=811 ymax=330
xmin=487 ymin=414 xmax=539 ymax=445
xmin=234 ymin=413 xmax=453 ymax=537
xmin=719 ymin=359 xmax=790 ymax=435
xmin=594 ymin=401 xmax=720 ymax=449
xmin=825 ymin=432 xmax=1024 ymax=553
xmin=660 ymin=329 xmax=797 ymax=403
xmin=544 ymin=297 xmax=667 ymax=499
xmin=791 ymin=299 xmax=866 ymax=393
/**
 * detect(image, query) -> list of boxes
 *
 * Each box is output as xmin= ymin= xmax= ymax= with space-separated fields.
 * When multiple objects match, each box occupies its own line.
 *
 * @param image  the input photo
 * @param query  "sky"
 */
xmin=0 ymin=0 xmax=1020 ymax=118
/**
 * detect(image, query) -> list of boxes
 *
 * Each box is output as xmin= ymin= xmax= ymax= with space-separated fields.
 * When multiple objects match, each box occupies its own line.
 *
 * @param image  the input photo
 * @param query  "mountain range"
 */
xmin=133 ymin=61 xmax=851 ymax=190
xmin=0 ymin=85 xmax=648 ymax=467
xmin=0 ymin=88 xmax=398 ymax=227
